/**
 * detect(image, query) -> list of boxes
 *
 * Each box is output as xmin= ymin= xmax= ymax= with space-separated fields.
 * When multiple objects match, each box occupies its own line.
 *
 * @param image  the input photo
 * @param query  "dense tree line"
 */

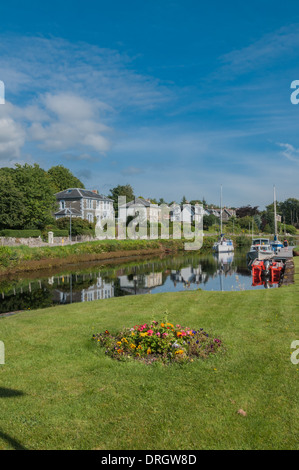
xmin=0 ymin=164 xmax=85 ymax=230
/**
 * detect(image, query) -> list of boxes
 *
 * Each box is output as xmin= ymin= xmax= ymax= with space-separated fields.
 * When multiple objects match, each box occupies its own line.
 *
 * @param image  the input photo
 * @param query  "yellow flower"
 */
xmin=140 ymin=332 xmax=148 ymax=337
xmin=121 ymin=338 xmax=128 ymax=343
xmin=147 ymin=348 xmax=151 ymax=355
xmin=116 ymin=341 xmax=121 ymax=346
xmin=130 ymin=344 xmax=136 ymax=349
xmin=137 ymin=345 xmax=142 ymax=350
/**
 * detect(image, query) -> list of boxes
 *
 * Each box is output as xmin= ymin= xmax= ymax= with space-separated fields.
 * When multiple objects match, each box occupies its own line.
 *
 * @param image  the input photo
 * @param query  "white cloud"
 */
xmin=277 ymin=142 xmax=299 ymax=163
xmin=0 ymin=36 xmax=171 ymax=163
xmin=218 ymin=24 xmax=299 ymax=78
xmin=0 ymin=117 xmax=25 ymax=159
xmin=0 ymin=36 xmax=170 ymax=109
xmin=27 ymin=92 xmax=111 ymax=154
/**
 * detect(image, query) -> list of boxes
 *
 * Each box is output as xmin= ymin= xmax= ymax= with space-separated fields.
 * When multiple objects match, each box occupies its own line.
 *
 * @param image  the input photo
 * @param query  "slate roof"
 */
xmin=55 ymin=188 xmax=113 ymax=202
xmin=54 ymin=208 xmax=82 ymax=217
xmin=120 ymin=197 xmax=159 ymax=208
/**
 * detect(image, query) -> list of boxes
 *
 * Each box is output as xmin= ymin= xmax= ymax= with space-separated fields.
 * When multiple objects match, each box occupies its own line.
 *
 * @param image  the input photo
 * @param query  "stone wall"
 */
xmin=0 ymin=235 xmax=96 ymax=247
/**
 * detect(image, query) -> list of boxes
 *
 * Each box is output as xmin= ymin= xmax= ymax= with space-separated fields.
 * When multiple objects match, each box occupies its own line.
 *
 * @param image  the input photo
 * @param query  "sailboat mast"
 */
xmin=220 ymin=185 xmax=223 ymax=235
xmin=273 ymin=185 xmax=277 ymax=238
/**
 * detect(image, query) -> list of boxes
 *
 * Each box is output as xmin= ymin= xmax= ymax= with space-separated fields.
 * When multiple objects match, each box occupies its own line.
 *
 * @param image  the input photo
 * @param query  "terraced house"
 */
xmin=54 ymin=188 xmax=114 ymax=223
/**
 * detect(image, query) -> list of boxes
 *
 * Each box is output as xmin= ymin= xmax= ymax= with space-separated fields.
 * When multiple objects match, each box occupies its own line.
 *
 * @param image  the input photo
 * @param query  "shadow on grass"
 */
xmin=0 ymin=430 xmax=27 ymax=450
xmin=0 ymin=387 xmax=24 ymax=398
xmin=0 ymin=387 xmax=28 ymax=450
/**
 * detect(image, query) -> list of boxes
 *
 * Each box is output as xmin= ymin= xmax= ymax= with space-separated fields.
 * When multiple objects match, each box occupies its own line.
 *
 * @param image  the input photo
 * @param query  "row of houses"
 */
xmin=54 ymin=189 xmax=236 ymax=225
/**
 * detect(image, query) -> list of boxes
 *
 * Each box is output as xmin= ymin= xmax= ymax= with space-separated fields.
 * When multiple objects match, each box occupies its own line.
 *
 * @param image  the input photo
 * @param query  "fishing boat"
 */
xmin=251 ymin=258 xmax=284 ymax=288
xmin=246 ymin=238 xmax=274 ymax=265
xmin=212 ymin=186 xmax=234 ymax=253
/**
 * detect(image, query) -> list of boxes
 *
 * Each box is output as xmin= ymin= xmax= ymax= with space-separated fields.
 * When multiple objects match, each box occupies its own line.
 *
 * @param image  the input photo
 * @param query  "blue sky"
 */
xmin=0 ymin=1 xmax=299 ymax=208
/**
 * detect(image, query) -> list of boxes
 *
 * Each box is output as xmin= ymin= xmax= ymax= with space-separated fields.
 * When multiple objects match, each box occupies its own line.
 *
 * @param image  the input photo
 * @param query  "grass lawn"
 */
xmin=0 ymin=257 xmax=298 ymax=450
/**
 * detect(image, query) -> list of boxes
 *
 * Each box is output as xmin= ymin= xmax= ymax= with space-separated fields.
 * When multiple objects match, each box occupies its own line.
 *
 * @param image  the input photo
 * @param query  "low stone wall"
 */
xmin=0 ymin=237 xmax=46 ymax=247
xmin=281 ymin=259 xmax=295 ymax=286
xmin=0 ymin=235 xmax=96 ymax=247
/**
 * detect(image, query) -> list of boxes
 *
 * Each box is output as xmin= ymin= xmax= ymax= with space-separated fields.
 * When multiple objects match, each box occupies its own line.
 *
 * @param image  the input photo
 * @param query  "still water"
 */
xmin=0 ymin=251 xmax=277 ymax=314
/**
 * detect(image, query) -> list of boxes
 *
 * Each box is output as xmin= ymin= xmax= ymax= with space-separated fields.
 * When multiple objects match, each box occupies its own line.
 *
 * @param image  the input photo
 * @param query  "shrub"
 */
xmin=0 ymin=229 xmax=42 ymax=238
xmin=235 ymin=235 xmax=251 ymax=247
xmin=52 ymin=229 xmax=69 ymax=237
xmin=56 ymin=217 xmax=95 ymax=236
xmin=93 ymin=317 xmax=222 ymax=365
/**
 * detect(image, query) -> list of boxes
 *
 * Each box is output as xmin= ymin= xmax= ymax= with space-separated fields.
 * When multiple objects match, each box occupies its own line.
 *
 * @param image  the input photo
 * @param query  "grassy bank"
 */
xmin=0 ymin=235 xmax=251 ymax=275
xmin=0 ymin=239 xmax=182 ymax=275
xmin=0 ymin=257 xmax=298 ymax=450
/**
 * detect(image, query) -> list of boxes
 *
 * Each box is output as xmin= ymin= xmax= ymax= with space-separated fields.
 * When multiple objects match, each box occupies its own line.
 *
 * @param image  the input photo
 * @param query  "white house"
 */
xmin=119 ymin=197 xmax=160 ymax=223
xmin=170 ymin=204 xmax=203 ymax=224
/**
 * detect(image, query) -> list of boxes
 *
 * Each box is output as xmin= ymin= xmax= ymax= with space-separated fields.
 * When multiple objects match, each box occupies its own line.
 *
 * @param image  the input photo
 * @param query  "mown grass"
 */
xmin=0 ymin=257 xmax=298 ymax=450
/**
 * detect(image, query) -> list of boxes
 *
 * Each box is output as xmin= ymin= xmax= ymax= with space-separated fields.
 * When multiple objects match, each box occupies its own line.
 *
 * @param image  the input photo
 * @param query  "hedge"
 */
xmin=52 ymin=230 xmax=69 ymax=238
xmin=0 ymin=229 xmax=42 ymax=238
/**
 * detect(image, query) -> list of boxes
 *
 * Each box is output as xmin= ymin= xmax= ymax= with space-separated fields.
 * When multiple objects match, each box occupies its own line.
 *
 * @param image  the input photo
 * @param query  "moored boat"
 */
xmin=269 ymin=186 xmax=294 ymax=259
xmin=213 ymin=235 xmax=234 ymax=253
xmin=246 ymin=238 xmax=274 ymax=265
xmin=212 ymin=185 xmax=234 ymax=254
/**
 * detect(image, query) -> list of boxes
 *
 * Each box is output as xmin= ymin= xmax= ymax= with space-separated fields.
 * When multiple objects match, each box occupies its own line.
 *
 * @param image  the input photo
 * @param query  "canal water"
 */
xmin=0 ymin=250 xmax=278 ymax=314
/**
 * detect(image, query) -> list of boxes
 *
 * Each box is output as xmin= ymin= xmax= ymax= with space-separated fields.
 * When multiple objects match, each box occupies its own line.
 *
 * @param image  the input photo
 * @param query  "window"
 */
xmin=60 ymin=200 xmax=65 ymax=210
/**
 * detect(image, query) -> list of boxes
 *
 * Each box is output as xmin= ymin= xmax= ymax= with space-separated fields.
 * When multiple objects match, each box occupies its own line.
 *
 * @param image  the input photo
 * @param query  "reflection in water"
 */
xmin=0 ymin=251 xmax=267 ymax=314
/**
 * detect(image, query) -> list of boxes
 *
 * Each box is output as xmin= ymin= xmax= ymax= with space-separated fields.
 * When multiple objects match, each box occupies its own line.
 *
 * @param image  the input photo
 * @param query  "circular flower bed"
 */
xmin=92 ymin=319 xmax=222 ymax=364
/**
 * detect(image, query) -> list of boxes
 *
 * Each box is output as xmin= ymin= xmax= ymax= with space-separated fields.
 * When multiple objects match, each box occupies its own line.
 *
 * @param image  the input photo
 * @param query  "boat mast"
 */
xmin=220 ymin=185 xmax=223 ymax=235
xmin=273 ymin=185 xmax=277 ymax=239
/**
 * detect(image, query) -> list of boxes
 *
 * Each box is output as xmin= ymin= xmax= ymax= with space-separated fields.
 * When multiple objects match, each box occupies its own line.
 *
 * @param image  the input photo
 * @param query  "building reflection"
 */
xmin=0 ymin=251 xmax=257 ymax=316
xmin=170 ymin=266 xmax=206 ymax=287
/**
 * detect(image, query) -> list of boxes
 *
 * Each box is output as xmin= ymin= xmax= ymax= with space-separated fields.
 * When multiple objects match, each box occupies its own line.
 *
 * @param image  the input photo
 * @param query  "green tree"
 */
xmin=203 ymin=214 xmax=217 ymax=231
xmin=181 ymin=195 xmax=188 ymax=205
xmin=236 ymin=205 xmax=259 ymax=218
xmin=279 ymin=198 xmax=299 ymax=227
xmin=189 ymin=199 xmax=202 ymax=206
xmin=13 ymin=163 xmax=57 ymax=229
xmin=158 ymin=197 xmax=166 ymax=205
xmin=109 ymin=184 xmax=135 ymax=214
xmin=48 ymin=165 xmax=85 ymax=192
xmin=0 ymin=170 xmax=26 ymax=229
